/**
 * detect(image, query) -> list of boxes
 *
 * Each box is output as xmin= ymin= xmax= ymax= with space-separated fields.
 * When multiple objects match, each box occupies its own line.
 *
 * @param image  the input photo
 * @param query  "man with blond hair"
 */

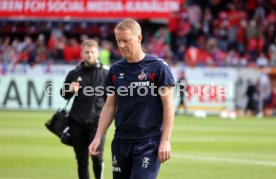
xmin=89 ymin=18 xmax=175 ymax=179
xmin=61 ymin=39 xmax=108 ymax=179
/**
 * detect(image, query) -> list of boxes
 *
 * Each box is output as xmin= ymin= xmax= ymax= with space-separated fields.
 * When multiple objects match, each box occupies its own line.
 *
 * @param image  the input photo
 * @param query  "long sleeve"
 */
xmin=60 ymin=70 xmax=75 ymax=100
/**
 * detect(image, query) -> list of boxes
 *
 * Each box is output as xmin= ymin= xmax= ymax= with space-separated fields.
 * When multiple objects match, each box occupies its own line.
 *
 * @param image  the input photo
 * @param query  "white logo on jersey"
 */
xmin=77 ymin=76 xmax=82 ymax=82
xmin=130 ymin=81 xmax=150 ymax=87
xmin=112 ymin=155 xmax=121 ymax=172
xmin=138 ymin=70 xmax=147 ymax=80
xmin=142 ymin=157 xmax=150 ymax=168
xmin=119 ymin=73 xmax=125 ymax=79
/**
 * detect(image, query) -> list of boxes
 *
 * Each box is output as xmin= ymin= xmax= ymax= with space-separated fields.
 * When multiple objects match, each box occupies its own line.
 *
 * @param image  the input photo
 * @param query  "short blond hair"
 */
xmin=81 ymin=39 xmax=98 ymax=49
xmin=114 ymin=18 xmax=142 ymax=35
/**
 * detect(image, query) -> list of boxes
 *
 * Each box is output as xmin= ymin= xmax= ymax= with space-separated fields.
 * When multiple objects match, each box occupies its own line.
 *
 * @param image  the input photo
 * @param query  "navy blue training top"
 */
xmin=105 ymin=54 xmax=175 ymax=141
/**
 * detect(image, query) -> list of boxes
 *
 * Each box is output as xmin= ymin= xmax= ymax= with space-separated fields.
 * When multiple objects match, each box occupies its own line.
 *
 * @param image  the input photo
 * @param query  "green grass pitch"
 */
xmin=0 ymin=110 xmax=276 ymax=179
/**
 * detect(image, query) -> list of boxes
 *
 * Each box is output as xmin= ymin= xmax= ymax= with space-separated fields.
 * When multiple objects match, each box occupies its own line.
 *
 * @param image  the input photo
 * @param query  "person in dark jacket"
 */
xmin=245 ymin=80 xmax=259 ymax=115
xmin=61 ymin=39 xmax=108 ymax=179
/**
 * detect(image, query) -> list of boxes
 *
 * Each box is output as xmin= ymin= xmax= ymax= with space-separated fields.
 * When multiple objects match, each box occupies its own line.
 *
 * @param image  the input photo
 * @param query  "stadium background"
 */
xmin=1 ymin=0 xmax=276 ymax=178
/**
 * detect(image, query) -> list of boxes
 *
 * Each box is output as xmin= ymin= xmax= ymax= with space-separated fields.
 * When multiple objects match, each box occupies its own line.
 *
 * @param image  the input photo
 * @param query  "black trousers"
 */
xmin=70 ymin=120 xmax=105 ymax=179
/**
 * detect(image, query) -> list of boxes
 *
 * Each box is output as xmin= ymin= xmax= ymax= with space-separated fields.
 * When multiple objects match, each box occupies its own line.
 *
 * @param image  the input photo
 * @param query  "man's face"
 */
xmin=81 ymin=45 xmax=99 ymax=65
xmin=115 ymin=29 xmax=142 ymax=59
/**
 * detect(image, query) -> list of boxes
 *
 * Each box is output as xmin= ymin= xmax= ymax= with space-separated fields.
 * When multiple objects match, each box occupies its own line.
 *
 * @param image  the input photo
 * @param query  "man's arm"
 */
xmin=89 ymin=94 xmax=116 ymax=156
xmin=159 ymin=86 xmax=174 ymax=163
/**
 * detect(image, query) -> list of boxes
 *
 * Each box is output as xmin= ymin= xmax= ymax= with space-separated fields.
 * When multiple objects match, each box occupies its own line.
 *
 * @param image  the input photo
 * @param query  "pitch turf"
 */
xmin=0 ymin=110 xmax=276 ymax=179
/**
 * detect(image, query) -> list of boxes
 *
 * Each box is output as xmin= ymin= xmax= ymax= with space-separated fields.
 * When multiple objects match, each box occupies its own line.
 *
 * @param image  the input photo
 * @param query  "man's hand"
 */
xmin=69 ymin=82 xmax=80 ymax=93
xmin=88 ymin=138 xmax=101 ymax=156
xmin=158 ymin=139 xmax=171 ymax=163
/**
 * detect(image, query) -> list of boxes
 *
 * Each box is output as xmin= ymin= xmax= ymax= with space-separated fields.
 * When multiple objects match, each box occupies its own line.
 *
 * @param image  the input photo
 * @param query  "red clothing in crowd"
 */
xmin=63 ymin=44 xmax=81 ymax=62
xmin=247 ymin=38 xmax=258 ymax=52
xmin=184 ymin=47 xmax=200 ymax=66
xmin=228 ymin=10 xmax=241 ymax=27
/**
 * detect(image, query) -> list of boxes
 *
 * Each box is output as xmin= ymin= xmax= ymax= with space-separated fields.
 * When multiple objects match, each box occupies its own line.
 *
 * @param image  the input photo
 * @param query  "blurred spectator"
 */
xmin=184 ymin=46 xmax=200 ymax=67
xmin=0 ymin=0 xmax=276 ymax=68
xmin=175 ymin=44 xmax=186 ymax=62
xmin=36 ymin=34 xmax=47 ymax=63
xmin=99 ymin=40 xmax=111 ymax=66
xmin=168 ymin=11 xmax=180 ymax=50
xmin=56 ymin=36 xmax=66 ymax=62
xmin=235 ymin=19 xmax=247 ymax=54
xmin=176 ymin=70 xmax=188 ymax=114
xmin=162 ymin=44 xmax=174 ymax=64
xmin=47 ymin=34 xmax=57 ymax=60
xmin=246 ymin=0 xmax=257 ymax=19
xmin=269 ymin=43 xmax=276 ymax=67
xmin=225 ymin=49 xmax=240 ymax=67
xmin=264 ymin=23 xmax=275 ymax=51
xmin=63 ymin=39 xmax=74 ymax=63
xmin=176 ymin=17 xmax=191 ymax=47
xmin=206 ymin=38 xmax=225 ymax=66
xmin=246 ymin=20 xmax=259 ymax=63
xmin=154 ymin=26 xmax=171 ymax=45
xmin=80 ymin=34 xmax=89 ymax=42
xmin=254 ymin=2 xmax=265 ymax=22
xmin=256 ymin=71 xmax=272 ymax=117
xmin=214 ymin=11 xmax=229 ymax=51
xmin=256 ymin=53 xmax=269 ymax=67
xmin=268 ymin=86 xmax=276 ymax=116
xmin=0 ymin=37 xmax=16 ymax=64
xmin=187 ymin=3 xmax=202 ymax=27
xmin=245 ymin=80 xmax=259 ymax=116
xmin=202 ymin=8 xmax=213 ymax=37
xmin=23 ymin=36 xmax=36 ymax=65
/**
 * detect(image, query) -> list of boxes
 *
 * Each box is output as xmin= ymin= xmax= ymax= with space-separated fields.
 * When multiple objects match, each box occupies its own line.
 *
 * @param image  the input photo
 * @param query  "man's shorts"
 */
xmin=111 ymin=137 xmax=160 ymax=179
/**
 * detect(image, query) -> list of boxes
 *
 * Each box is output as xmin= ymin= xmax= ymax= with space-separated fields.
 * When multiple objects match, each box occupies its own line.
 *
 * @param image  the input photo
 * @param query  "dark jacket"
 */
xmin=60 ymin=61 xmax=108 ymax=128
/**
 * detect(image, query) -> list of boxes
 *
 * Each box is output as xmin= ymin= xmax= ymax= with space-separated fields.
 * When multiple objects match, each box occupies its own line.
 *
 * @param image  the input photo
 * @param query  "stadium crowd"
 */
xmin=0 ymin=0 xmax=276 ymax=68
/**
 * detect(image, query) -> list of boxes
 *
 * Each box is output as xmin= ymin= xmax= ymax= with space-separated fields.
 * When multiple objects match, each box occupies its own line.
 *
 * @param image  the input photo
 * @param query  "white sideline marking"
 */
xmin=174 ymin=154 xmax=276 ymax=167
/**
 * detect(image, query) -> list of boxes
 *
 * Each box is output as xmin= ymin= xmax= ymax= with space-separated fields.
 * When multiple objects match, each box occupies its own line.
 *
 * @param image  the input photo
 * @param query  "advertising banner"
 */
xmin=0 ymin=75 xmax=68 ymax=110
xmin=175 ymin=67 xmax=238 ymax=113
xmin=1 ymin=64 xmax=238 ymax=113
xmin=0 ymin=0 xmax=183 ymax=19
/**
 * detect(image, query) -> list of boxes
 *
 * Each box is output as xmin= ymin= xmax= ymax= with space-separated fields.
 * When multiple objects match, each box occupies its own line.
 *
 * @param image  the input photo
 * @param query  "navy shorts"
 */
xmin=111 ymin=137 xmax=160 ymax=179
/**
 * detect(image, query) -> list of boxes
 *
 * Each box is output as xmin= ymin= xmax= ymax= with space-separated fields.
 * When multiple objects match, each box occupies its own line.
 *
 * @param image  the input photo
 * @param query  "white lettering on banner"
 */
xmin=0 ymin=0 xmax=23 ymax=12
xmin=86 ymin=1 xmax=123 ymax=12
xmin=125 ymin=1 xmax=179 ymax=12
xmin=0 ymin=0 xmax=182 ymax=18
xmin=24 ymin=0 xmax=46 ymax=12
xmin=47 ymin=1 xmax=84 ymax=13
